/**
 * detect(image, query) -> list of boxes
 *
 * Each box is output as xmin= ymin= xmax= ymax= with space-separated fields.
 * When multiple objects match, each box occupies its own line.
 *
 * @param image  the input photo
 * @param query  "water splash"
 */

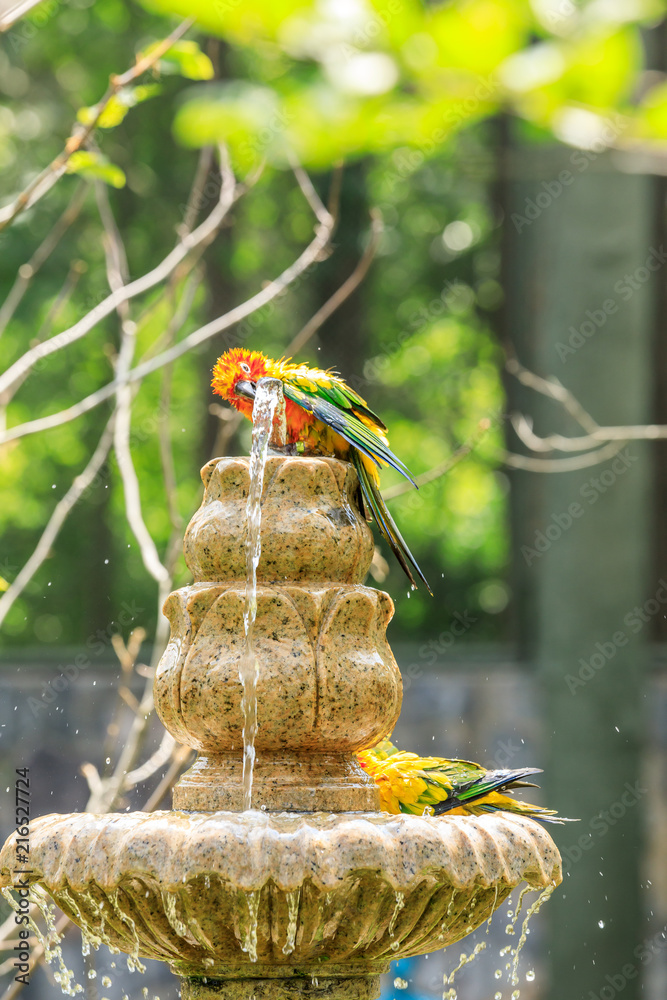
xmin=443 ymin=939 xmax=487 ymax=998
xmin=240 ymin=890 xmax=261 ymax=963
xmin=510 ymin=884 xmax=556 ymax=987
xmin=162 ymin=891 xmax=189 ymax=938
xmin=282 ymin=889 xmax=300 ymax=955
xmin=106 ymin=889 xmax=143 ymax=970
xmin=486 ymin=886 xmax=500 ymax=934
xmin=2 ymin=886 xmax=82 ymax=996
xmin=504 ymin=885 xmax=532 ymax=936
xmin=388 ymin=890 xmax=405 ymax=938
xmin=240 ymin=378 xmax=281 ymax=810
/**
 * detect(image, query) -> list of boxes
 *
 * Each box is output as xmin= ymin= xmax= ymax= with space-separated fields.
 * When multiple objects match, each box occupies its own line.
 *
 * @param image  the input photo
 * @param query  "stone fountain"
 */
xmin=0 ymin=446 xmax=561 ymax=1000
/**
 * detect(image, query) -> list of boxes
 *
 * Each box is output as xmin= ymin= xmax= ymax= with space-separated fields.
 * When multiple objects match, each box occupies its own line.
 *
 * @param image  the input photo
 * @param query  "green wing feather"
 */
xmin=282 ymin=377 xmax=430 ymax=592
xmin=282 ymin=381 xmax=414 ymax=481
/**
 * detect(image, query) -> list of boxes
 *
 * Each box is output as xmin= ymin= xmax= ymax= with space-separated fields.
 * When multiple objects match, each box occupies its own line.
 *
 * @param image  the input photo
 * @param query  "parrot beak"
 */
xmin=234 ymin=380 xmax=256 ymax=401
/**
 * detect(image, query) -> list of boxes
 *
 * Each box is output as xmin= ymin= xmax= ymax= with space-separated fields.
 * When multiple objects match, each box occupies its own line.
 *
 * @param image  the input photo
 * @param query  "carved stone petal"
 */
xmin=155 ymin=584 xmax=401 ymax=757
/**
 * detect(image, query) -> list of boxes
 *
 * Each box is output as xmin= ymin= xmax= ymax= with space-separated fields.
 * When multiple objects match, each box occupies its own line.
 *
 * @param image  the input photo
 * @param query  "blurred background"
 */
xmin=1 ymin=1 xmax=667 ymax=998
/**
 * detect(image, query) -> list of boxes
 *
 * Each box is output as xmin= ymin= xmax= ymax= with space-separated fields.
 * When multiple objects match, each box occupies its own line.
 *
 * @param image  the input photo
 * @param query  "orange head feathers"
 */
xmin=211 ymin=348 xmax=273 ymax=419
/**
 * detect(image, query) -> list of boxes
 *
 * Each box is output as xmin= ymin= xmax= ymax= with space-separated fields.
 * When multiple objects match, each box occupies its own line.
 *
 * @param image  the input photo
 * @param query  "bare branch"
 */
xmin=0 ymin=182 xmax=89 ymax=339
xmin=0 ymin=148 xmax=239 ymax=400
xmin=142 ymin=745 xmax=193 ymax=812
xmin=0 ymin=186 xmax=336 ymax=445
xmin=95 ymin=181 xmax=170 ymax=585
xmin=506 ymin=356 xmax=600 ymax=434
xmin=0 ymin=414 xmax=115 ymax=628
xmin=0 ymin=19 xmax=193 ymax=232
xmin=506 ymin=358 xmax=666 ymax=454
xmin=287 ymin=209 xmax=383 ymax=355
xmin=0 ymin=260 xmax=87 ymax=413
xmin=288 ymin=152 xmax=332 ymax=226
xmin=500 ymin=440 xmax=626 ymax=471
xmin=124 ymin=731 xmax=176 ymax=787
xmin=383 ymin=419 xmax=494 ymax=500
xmin=179 ymin=145 xmax=216 ymax=237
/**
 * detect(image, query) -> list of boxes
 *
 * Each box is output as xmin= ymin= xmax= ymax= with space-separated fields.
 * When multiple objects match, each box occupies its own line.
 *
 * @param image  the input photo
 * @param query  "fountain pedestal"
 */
xmin=0 ymin=456 xmax=562 ymax=1000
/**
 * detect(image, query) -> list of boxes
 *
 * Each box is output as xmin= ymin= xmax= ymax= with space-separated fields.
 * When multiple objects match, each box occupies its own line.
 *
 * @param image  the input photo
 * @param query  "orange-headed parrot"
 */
xmin=211 ymin=348 xmax=431 ymax=592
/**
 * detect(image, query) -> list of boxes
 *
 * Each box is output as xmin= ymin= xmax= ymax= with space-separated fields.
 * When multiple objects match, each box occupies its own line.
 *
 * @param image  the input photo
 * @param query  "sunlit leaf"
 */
xmin=140 ymin=39 xmax=214 ymax=80
xmin=66 ymin=150 xmax=126 ymax=188
xmin=77 ymin=84 xmax=161 ymax=129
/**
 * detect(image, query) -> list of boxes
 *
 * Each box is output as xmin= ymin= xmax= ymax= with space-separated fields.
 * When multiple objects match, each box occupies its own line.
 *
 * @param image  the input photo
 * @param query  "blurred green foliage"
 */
xmin=1 ymin=0 xmax=666 ymax=652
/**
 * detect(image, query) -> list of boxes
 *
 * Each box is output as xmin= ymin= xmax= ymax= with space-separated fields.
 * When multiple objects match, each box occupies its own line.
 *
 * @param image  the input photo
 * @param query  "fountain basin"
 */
xmin=0 ymin=809 xmax=560 ymax=979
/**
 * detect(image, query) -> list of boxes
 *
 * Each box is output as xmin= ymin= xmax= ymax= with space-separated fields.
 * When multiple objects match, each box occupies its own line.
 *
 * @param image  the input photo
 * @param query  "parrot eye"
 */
xmin=239 ymin=362 xmax=251 ymax=375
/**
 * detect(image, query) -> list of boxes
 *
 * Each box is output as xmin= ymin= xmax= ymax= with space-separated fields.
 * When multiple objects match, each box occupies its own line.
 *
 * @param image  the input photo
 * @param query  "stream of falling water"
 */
xmin=240 ymin=379 xmax=280 ymax=811
xmin=441 ymin=883 xmax=557 ymax=1000
xmin=240 ymin=890 xmax=261 ymax=963
xmin=282 ymin=889 xmax=301 ymax=955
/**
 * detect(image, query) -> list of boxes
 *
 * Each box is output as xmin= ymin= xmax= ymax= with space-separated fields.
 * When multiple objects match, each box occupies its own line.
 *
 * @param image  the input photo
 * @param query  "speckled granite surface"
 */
xmin=0 ymin=456 xmax=562 ymax=998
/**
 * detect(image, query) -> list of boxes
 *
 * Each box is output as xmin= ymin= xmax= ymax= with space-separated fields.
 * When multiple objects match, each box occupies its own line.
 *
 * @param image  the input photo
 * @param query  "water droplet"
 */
xmin=598 ymin=920 xmax=605 ymax=929
xmin=526 ymin=970 xmax=535 ymax=982
xmin=511 ymin=991 xmax=520 ymax=999
xmin=102 ymin=976 xmax=112 ymax=987
xmin=390 ymin=940 xmax=400 ymax=951
xmin=495 ymin=993 xmax=502 ymax=1000
xmin=505 ymin=924 xmax=515 ymax=934
xmin=394 ymin=978 xmax=408 ymax=989
xmin=494 ymin=970 xmax=502 ymax=979
xmin=88 ymin=970 xmax=97 ymax=980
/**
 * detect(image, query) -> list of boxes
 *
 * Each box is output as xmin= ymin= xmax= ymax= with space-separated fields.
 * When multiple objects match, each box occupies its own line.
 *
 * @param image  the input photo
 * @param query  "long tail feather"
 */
xmin=432 ymin=767 xmax=542 ymax=813
xmin=352 ymin=449 xmax=432 ymax=594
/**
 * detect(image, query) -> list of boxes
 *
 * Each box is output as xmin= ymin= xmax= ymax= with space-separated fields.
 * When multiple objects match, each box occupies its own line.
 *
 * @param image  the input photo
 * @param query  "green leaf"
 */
xmin=66 ymin=151 xmax=126 ymax=188
xmin=173 ymin=83 xmax=288 ymax=170
xmin=140 ymin=40 xmax=214 ymax=80
xmin=77 ymin=84 xmax=161 ymax=129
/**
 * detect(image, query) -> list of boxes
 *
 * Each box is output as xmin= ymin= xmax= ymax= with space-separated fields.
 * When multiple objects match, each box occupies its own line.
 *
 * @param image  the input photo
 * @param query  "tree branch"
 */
xmin=0 ymin=19 xmax=193 ymax=232
xmin=287 ymin=208 xmax=383 ymax=355
xmin=0 ymin=414 xmax=115 ymax=627
xmin=0 ymin=179 xmax=336 ymax=445
xmin=0 ymin=182 xmax=89 ymax=339
xmin=0 ymin=146 xmax=239 ymax=400
xmin=506 ymin=357 xmax=665 ymax=455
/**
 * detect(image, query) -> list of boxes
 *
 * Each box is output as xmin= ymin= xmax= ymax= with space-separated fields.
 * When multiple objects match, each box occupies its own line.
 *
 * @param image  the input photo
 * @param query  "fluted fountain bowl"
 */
xmin=0 ymin=809 xmax=559 ymax=994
